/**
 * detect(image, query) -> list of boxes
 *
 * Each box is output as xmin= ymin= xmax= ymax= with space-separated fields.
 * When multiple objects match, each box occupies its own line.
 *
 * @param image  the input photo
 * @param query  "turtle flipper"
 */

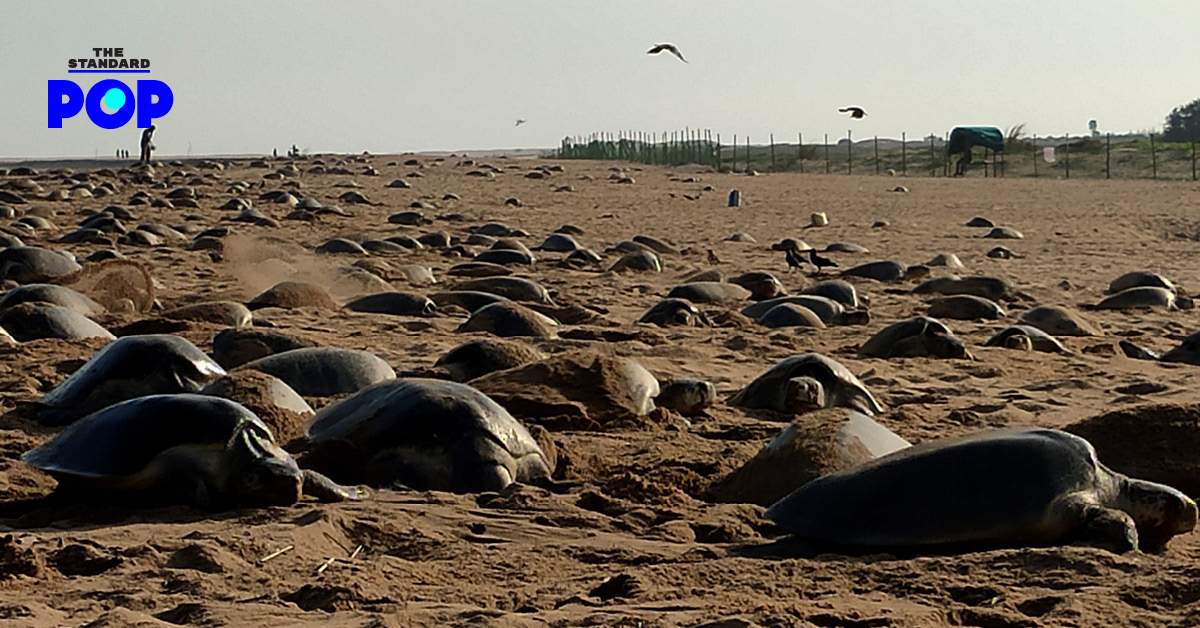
xmin=302 ymin=469 xmax=371 ymax=502
xmin=1058 ymin=494 xmax=1139 ymax=553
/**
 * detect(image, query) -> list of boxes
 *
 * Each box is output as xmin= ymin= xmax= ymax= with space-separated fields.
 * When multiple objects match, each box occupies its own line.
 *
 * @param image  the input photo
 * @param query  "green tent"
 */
xmin=947 ymin=126 xmax=1005 ymax=155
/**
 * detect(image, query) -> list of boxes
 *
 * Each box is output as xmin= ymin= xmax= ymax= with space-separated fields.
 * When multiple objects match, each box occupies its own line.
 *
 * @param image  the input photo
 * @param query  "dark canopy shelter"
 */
xmin=947 ymin=126 xmax=1005 ymax=155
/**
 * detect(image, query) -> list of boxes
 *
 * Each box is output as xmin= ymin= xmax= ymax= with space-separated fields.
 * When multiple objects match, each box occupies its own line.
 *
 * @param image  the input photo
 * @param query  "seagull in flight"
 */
xmin=647 ymin=43 xmax=687 ymax=63
xmin=839 ymin=107 xmax=867 ymax=119
xmin=515 ymin=119 xmax=527 ymax=127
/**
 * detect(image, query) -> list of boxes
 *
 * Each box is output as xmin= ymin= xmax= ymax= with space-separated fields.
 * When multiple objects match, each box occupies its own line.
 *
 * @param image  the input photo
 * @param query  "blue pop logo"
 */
xmin=47 ymin=79 xmax=173 ymax=129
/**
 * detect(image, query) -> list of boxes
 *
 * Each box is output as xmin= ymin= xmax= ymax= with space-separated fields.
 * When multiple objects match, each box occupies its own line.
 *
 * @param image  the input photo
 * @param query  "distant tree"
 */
xmin=1163 ymin=98 xmax=1200 ymax=142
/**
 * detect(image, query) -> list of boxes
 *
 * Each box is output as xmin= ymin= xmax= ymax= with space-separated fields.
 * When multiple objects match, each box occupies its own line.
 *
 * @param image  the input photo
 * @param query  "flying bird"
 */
xmin=515 ymin=119 xmax=527 ymax=127
xmin=647 ymin=43 xmax=687 ymax=63
xmin=839 ymin=107 xmax=867 ymax=119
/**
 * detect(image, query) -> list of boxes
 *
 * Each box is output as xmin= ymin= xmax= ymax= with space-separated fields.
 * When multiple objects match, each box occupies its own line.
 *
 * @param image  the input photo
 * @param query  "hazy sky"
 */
xmin=3 ymin=1 xmax=1198 ymax=158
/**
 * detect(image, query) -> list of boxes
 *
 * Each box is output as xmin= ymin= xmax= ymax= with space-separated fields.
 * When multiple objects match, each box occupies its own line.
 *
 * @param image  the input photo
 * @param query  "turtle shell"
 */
xmin=764 ymin=429 xmax=1107 ymax=548
xmin=638 ymin=298 xmax=707 ymax=327
xmin=236 ymin=347 xmax=395 ymax=397
xmin=453 ymin=277 xmax=553 ymax=304
xmin=742 ymin=295 xmax=843 ymax=323
xmin=304 ymin=378 xmax=551 ymax=492
xmin=666 ymin=281 xmax=751 ymax=304
xmin=24 ymin=394 xmax=269 ymax=484
xmin=801 ymin=280 xmax=859 ymax=308
xmin=729 ymin=352 xmax=883 ymax=415
xmin=37 ymin=334 xmax=226 ymax=425
xmin=984 ymin=325 xmax=1067 ymax=353
xmin=1096 ymin=286 xmax=1175 ymax=310
xmin=858 ymin=316 xmax=965 ymax=359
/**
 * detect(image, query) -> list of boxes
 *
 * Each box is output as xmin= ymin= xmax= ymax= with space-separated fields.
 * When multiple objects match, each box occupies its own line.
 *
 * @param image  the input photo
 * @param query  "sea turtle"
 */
xmin=536 ymin=233 xmax=582 ymax=252
xmin=655 ymin=378 xmax=717 ymax=416
xmin=764 ymin=428 xmax=1198 ymax=554
xmin=1108 ymin=271 xmax=1175 ymax=295
xmin=1161 ymin=330 xmax=1200 ymax=365
xmin=301 ymin=378 xmax=553 ymax=492
xmin=638 ymin=298 xmax=709 ymax=327
xmin=742 ymin=295 xmax=868 ymax=326
xmin=758 ymin=303 xmax=826 ymax=329
xmin=729 ymin=272 xmax=786 ymax=300
xmin=839 ymin=260 xmax=912 ymax=282
xmin=434 ymin=338 xmax=546 ymax=382
xmin=455 ymin=302 xmax=558 ymax=338
xmin=631 ymin=235 xmax=678 ymax=255
xmin=23 ymin=394 xmax=366 ymax=508
xmin=824 ymin=242 xmax=870 ymax=254
xmin=0 ymin=284 xmax=105 ymax=317
xmin=474 ymin=248 xmax=535 ymax=266
xmin=666 ymin=281 xmax=751 ymax=304
xmin=236 ymin=347 xmax=396 ymax=397
xmin=1019 ymin=305 xmax=1099 ymax=336
xmin=709 ymin=408 xmax=911 ymax=507
xmin=728 ymin=353 xmax=884 ymax=416
xmin=210 ymin=328 xmax=319 ymax=369
xmin=984 ymin=226 xmax=1023 ymax=239
xmin=315 ymin=238 xmax=368 ymax=255
xmin=609 ymin=250 xmax=662 ymax=273
xmin=0 ymin=246 xmax=82 ymax=283
xmin=912 ymin=275 xmax=1019 ymax=301
xmin=859 ymin=316 xmax=972 ymax=359
xmin=162 ymin=301 xmax=253 ymax=327
xmin=248 ymin=281 xmax=337 ymax=310
xmin=565 ymin=248 xmax=603 ymax=265
xmin=36 ymin=334 xmax=226 ymax=426
xmin=926 ymin=253 xmax=965 ymax=270
xmin=430 ymin=290 xmax=510 ymax=313
xmin=447 ymin=262 xmax=512 ymax=278
xmin=343 ymin=292 xmax=437 ymax=316
xmin=926 ymin=295 xmax=1005 ymax=320
xmin=1095 ymin=286 xmax=1183 ymax=310
xmin=801 ymin=280 xmax=859 ymax=308
xmin=984 ymin=325 xmax=1068 ymax=353
xmin=965 ymin=216 xmax=994 ymax=228
xmin=453 ymin=277 xmax=553 ymax=304
xmin=0 ymin=303 xmax=113 ymax=342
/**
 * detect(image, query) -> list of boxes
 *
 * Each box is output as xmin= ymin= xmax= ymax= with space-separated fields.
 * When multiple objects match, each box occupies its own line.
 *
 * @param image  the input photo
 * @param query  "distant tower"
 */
xmin=1088 ymin=120 xmax=1098 ymax=138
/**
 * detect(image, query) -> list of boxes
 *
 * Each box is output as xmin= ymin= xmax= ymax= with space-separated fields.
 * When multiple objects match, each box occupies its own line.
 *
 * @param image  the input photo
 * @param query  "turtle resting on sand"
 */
xmin=655 ymin=378 xmax=717 ymax=416
xmin=765 ymin=428 xmax=1197 ymax=554
xmin=301 ymin=378 xmax=555 ymax=493
xmin=729 ymin=353 xmax=883 ymax=416
xmin=22 ymin=394 xmax=367 ymax=509
xmin=36 ymin=334 xmax=226 ymax=426
xmin=858 ymin=316 xmax=972 ymax=359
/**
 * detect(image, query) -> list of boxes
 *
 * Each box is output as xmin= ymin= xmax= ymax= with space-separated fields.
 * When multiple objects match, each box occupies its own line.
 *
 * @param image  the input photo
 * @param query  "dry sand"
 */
xmin=1 ymin=156 xmax=1200 ymax=627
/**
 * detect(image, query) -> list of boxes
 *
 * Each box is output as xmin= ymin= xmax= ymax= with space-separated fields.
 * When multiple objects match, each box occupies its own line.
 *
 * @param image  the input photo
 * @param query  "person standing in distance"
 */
xmin=140 ymin=125 xmax=156 ymax=164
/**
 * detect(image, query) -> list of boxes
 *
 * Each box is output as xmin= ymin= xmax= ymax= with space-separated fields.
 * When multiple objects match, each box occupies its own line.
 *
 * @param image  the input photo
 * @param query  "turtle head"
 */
xmin=229 ymin=430 xmax=303 ymax=507
xmin=785 ymin=376 xmax=825 ymax=413
xmin=928 ymin=333 xmax=974 ymax=360
xmin=1120 ymin=477 xmax=1198 ymax=552
xmin=1003 ymin=333 xmax=1034 ymax=351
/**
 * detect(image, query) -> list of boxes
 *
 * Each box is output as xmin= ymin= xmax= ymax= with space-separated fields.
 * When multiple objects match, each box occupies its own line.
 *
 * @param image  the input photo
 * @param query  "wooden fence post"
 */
xmin=770 ymin=133 xmax=776 ymax=170
xmin=847 ymin=130 xmax=852 ymax=174
xmin=874 ymin=136 xmax=879 ymax=175
xmin=1151 ymin=133 xmax=1157 ymax=179
xmin=1065 ymin=135 xmax=1070 ymax=179
xmin=825 ymin=134 xmax=830 ymax=174
xmin=901 ymin=132 xmax=906 ymax=176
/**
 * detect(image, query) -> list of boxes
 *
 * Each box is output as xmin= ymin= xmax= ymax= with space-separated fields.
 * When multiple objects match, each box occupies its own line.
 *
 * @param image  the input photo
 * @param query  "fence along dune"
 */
xmin=556 ymin=129 xmax=1200 ymax=181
